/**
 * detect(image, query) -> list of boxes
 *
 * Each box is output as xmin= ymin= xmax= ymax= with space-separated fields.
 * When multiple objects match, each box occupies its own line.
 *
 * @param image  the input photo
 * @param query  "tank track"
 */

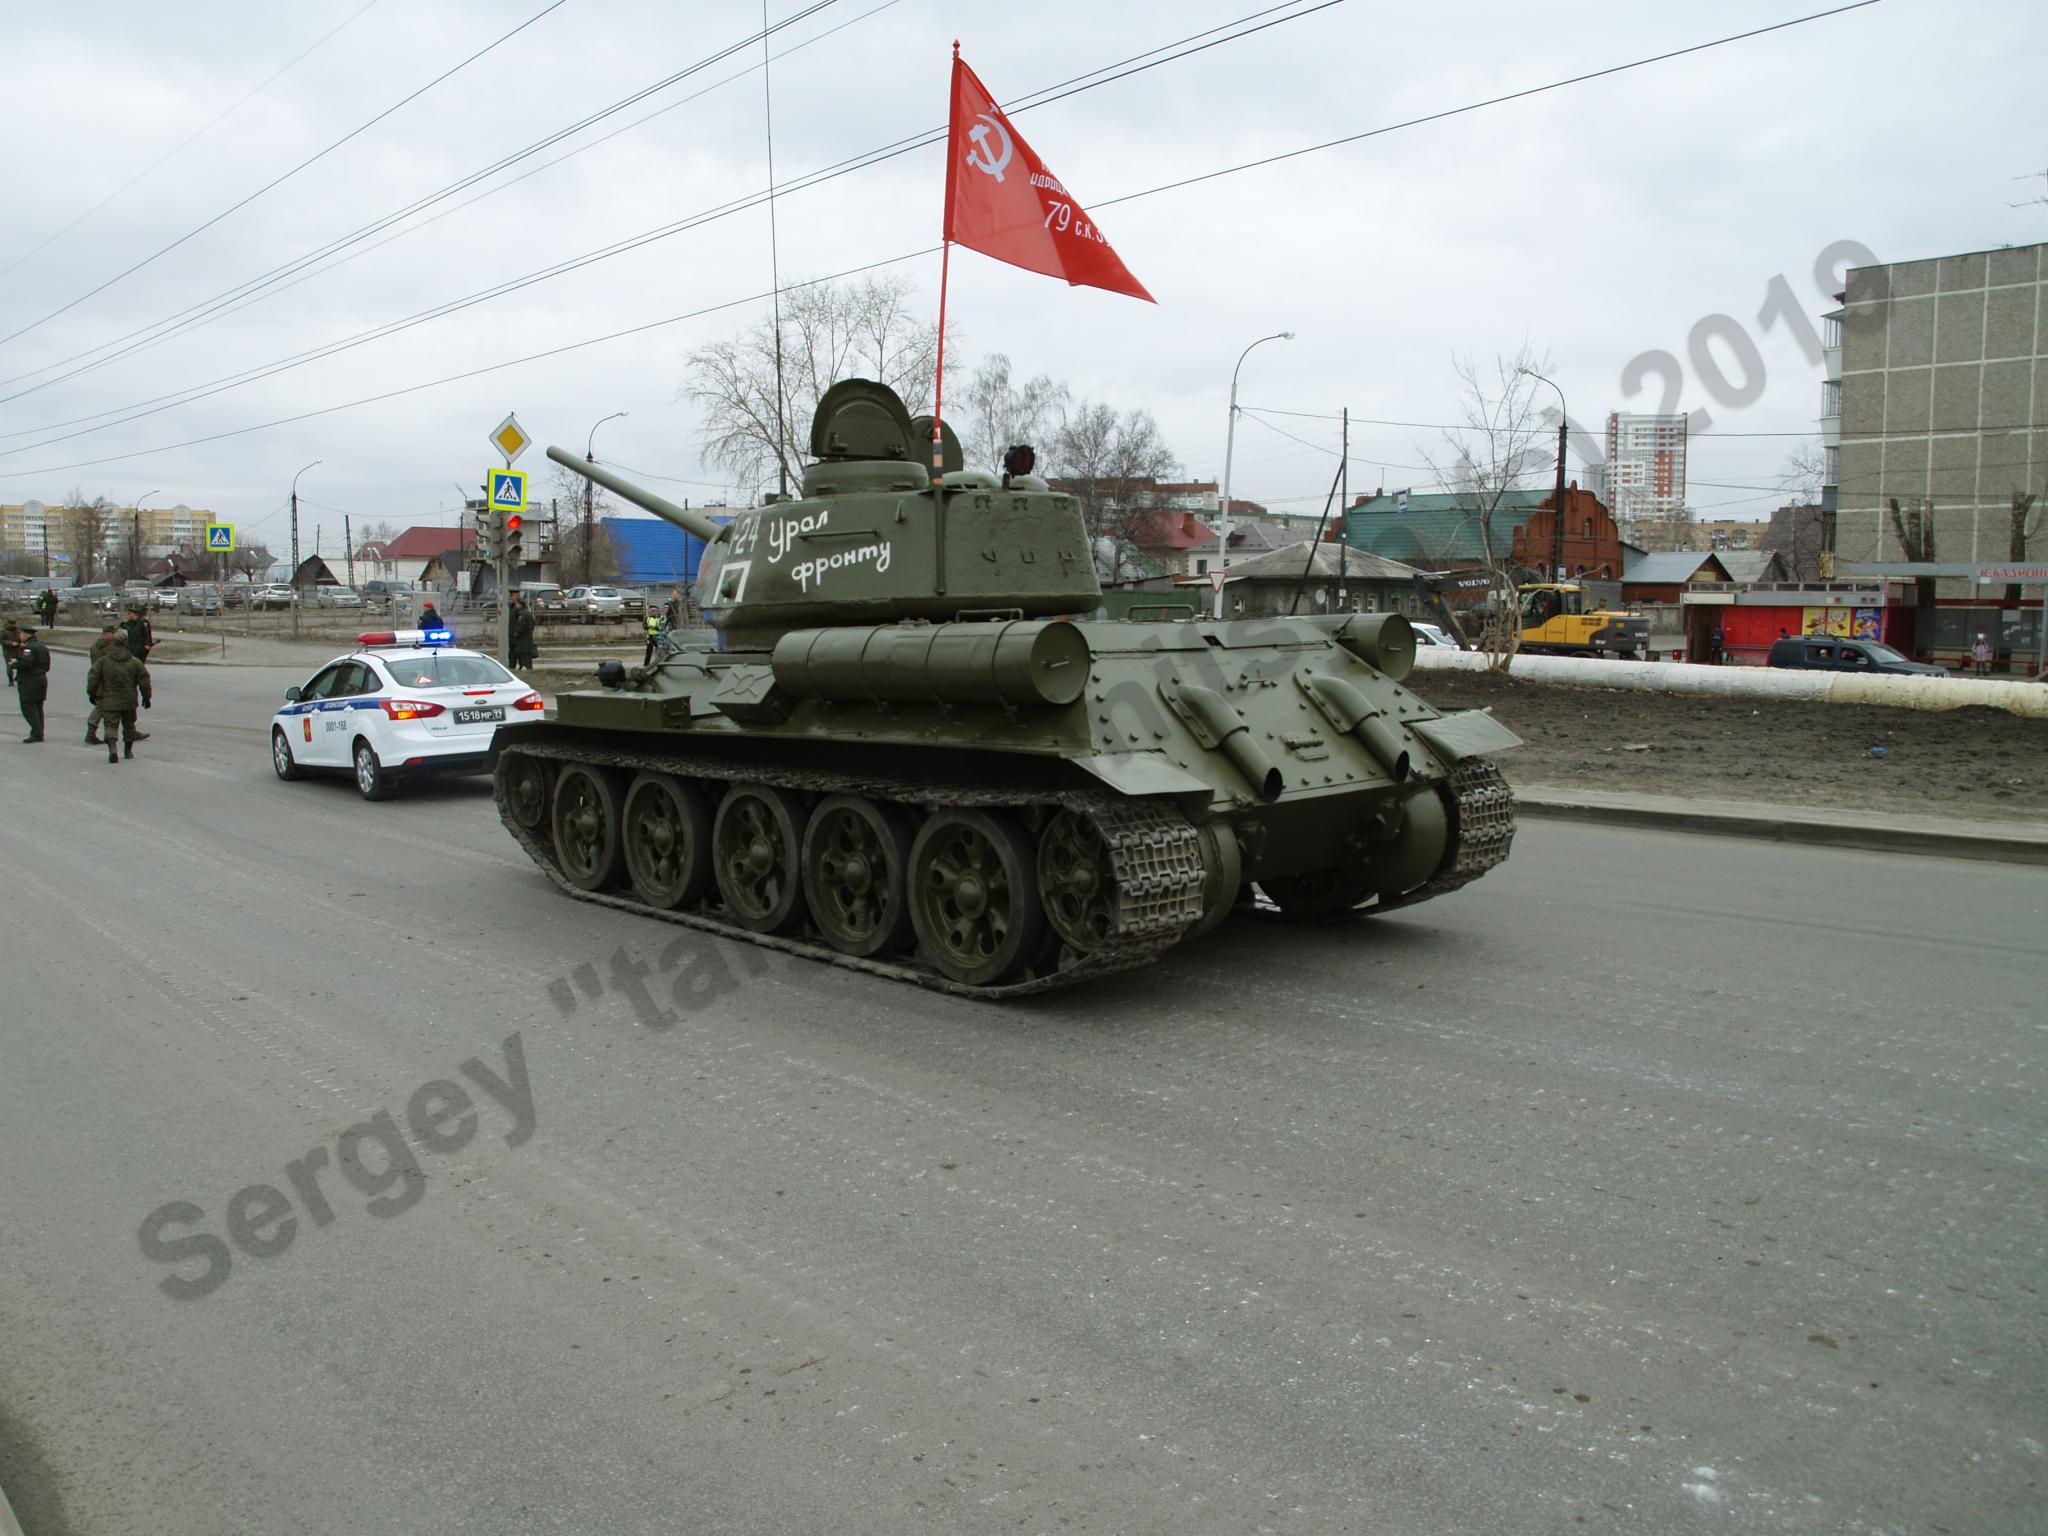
xmin=494 ymin=739 xmax=1206 ymax=999
xmin=1369 ymin=758 xmax=1517 ymax=913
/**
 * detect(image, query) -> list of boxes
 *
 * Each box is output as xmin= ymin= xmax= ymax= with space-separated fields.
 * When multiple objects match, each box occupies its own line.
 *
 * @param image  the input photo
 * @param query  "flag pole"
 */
xmin=933 ymin=42 xmax=960 ymax=485
xmin=933 ymin=238 xmax=952 ymax=483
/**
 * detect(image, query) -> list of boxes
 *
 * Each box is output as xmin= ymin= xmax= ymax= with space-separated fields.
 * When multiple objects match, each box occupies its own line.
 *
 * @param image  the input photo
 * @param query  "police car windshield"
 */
xmin=378 ymin=653 xmax=512 ymax=689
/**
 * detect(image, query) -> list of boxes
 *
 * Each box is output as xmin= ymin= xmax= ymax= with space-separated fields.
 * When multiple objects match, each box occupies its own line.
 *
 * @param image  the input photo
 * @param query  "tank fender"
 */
xmin=1295 ymin=671 xmax=1413 ymax=783
xmin=1158 ymin=678 xmax=1283 ymax=802
xmin=1409 ymin=708 xmax=1522 ymax=765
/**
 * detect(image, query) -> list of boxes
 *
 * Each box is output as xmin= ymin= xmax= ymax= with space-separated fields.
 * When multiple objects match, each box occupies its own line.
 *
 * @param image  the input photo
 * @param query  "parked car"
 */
xmin=74 ymin=583 xmax=119 ymax=613
xmin=151 ymin=587 xmax=180 ymax=610
xmin=527 ymin=584 xmax=571 ymax=620
xmin=252 ymin=583 xmax=297 ymax=610
xmin=1412 ymin=622 xmax=1457 ymax=648
xmin=562 ymin=585 xmax=631 ymax=620
xmin=223 ymin=584 xmax=254 ymax=609
xmin=361 ymin=579 xmax=412 ymax=611
xmin=1766 ymin=635 xmax=1947 ymax=677
xmin=181 ymin=586 xmax=223 ymax=615
xmin=312 ymin=586 xmax=365 ymax=609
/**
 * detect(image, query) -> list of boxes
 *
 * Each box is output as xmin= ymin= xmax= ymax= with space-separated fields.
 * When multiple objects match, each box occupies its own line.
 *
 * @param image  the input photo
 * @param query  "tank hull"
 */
xmin=491 ymin=614 xmax=1521 ymax=995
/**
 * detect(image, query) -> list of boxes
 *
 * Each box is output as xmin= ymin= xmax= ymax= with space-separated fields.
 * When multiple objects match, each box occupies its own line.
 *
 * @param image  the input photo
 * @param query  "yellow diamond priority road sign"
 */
xmin=490 ymin=411 xmax=530 ymax=465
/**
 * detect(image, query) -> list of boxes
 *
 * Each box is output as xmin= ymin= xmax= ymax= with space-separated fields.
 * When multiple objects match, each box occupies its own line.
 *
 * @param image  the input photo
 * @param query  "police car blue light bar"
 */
xmin=356 ymin=629 xmax=455 ymax=647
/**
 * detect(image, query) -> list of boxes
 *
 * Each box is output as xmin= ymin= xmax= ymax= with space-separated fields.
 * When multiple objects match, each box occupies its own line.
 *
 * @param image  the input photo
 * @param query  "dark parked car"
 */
xmin=1766 ymin=635 xmax=1946 ymax=677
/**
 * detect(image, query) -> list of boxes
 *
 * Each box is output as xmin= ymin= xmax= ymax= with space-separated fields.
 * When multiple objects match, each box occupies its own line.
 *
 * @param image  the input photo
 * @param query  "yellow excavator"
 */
xmin=1414 ymin=575 xmax=1648 ymax=659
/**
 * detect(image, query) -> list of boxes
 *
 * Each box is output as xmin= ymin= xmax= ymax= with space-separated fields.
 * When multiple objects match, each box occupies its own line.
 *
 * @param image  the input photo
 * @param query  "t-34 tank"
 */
xmin=491 ymin=378 xmax=1519 ymax=996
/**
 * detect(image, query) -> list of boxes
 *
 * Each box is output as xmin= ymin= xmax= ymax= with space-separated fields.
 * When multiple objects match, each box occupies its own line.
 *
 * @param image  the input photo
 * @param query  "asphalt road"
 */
xmin=2 ymin=660 xmax=2042 ymax=1534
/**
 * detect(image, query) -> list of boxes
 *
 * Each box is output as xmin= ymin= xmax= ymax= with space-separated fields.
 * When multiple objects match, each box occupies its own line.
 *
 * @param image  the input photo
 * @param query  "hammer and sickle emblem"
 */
xmin=965 ymin=114 xmax=1013 ymax=181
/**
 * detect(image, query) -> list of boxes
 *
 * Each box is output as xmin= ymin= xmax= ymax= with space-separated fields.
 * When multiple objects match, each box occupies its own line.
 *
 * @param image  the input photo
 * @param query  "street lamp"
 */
xmin=582 ymin=411 xmax=627 ymax=585
xmin=1518 ymin=367 xmax=1570 ymax=582
xmin=291 ymin=460 xmax=321 ymax=638
xmin=1216 ymin=331 xmax=1294 ymax=618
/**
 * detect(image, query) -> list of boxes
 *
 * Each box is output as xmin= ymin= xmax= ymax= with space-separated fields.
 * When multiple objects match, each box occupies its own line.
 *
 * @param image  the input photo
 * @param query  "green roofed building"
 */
xmin=1342 ymin=489 xmax=1549 ymax=570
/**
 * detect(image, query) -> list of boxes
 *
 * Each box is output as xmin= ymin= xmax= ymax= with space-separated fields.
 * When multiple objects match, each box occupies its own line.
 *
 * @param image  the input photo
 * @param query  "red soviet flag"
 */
xmin=943 ymin=54 xmax=1154 ymax=303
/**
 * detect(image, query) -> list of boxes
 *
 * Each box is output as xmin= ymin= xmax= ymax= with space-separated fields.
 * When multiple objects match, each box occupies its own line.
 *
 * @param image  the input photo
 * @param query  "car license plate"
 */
xmin=454 ymin=706 xmax=504 ymax=724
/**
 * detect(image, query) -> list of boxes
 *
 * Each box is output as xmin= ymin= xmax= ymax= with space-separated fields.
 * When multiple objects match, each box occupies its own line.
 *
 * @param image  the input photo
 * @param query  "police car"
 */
xmin=270 ymin=629 xmax=544 ymax=800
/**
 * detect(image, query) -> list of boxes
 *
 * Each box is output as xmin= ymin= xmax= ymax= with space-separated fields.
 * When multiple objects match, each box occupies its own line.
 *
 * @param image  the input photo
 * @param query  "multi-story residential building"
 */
xmin=0 ymin=500 xmax=217 ymax=565
xmin=1833 ymin=241 xmax=2046 ymax=571
xmin=1603 ymin=413 xmax=1689 ymax=531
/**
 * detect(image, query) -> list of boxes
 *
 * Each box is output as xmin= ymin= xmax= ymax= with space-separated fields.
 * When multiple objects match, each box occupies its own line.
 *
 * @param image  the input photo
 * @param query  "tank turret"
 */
xmin=548 ymin=379 xmax=1101 ymax=649
xmin=494 ymin=376 xmax=1521 ymax=995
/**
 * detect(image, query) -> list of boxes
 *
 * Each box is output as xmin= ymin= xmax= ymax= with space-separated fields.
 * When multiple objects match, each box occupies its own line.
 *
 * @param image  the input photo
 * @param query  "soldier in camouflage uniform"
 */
xmin=15 ymin=618 xmax=50 ymax=742
xmin=84 ymin=623 xmax=119 ymax=745
xmin=87 ymin=633 xmax=151 ymax=762
xmin=118 ymin=606 xmax=152 ymax=739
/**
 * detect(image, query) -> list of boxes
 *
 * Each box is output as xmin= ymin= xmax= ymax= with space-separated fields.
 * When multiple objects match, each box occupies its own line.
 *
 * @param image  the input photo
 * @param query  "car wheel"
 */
xmin=353 ymin=738 xmax=392 ymax=801
xmin=271 ymin=728 xmax=300 ymax=782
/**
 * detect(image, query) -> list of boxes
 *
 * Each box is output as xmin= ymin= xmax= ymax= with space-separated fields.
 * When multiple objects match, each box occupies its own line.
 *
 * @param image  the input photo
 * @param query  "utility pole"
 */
xmin=291 ymin=460 xmax=320 ymax=641
xmin=1338 ymin=407 xmax=1348 ymax=609
xmin=345 ymin=516 xmax=354 ymax=588
xmin=1551 ymin=412 xmax=1569 ymax=583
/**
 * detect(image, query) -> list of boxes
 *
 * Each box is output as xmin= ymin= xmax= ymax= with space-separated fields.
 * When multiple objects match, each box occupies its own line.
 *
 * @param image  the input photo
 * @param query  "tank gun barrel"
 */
xmin=546 ymin=446 xmax=722 ymax=543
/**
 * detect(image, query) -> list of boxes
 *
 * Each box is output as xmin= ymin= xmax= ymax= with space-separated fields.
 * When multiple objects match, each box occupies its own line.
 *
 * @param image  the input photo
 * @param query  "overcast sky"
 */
xmin=1 ymin=0 xmax=2042 ymax=559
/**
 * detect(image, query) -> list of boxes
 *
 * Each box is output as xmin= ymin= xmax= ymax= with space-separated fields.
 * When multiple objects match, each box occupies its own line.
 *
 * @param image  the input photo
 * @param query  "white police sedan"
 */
xmin=270 ymin=629 xmax=544 ymax=800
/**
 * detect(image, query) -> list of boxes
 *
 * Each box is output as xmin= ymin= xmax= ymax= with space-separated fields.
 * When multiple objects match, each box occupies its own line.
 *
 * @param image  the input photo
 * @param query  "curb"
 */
xmin=1516 ymin=794 xmax=2048 ymax=867
xmin=0 ymin=1478 xmax=23 ymax=1536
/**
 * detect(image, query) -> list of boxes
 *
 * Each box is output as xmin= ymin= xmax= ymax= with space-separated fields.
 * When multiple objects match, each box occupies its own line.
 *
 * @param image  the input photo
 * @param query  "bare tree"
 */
xmin=228 ymin=543 xmax=273 ymax=582
xmin=553 ymin=520 xmax=620 ymax=585
xmin=1418 ymin=348 xmax=1554 ymax=670
xmin=59 ymin=488 xmax=115 ymax=587
xmin=2000 ymin=488 xmax=2043 ymax=670
xmin=1049 ymin=401 xmax=1179 ymax=580
xmin=958 ymin=353 xmax=1068 ymax=474
xmin=683 ymin=275 xmax=942 ymax=495
xmin=1762 ymin=446 xmax=1830 ymax=581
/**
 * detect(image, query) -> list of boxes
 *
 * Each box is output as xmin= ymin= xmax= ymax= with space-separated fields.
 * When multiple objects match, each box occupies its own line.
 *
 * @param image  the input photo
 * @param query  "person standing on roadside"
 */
xmin=15 ymin=618 xmax=50 ymax=742
xmin=1971 ymin=632 xmax=1992 ymax=677
xmin=508 ymin=594 xmax=536 ymax=670
xmin=84 ymin=623 xmax=119 ymax=745
xmin=88 ymin=634 xmax=151 ymax=763
xmin=122 ymin=601 xmax=154 ymax=659
xmin=2 ymin=617 xmax=20 ymax=685
xmin=418 ymin=599 xmax=444 ymax=631
xmin=36 ymin=587 xmax=58 ymax=629
xmin=642 ymin=606 xmax=663 ymax=666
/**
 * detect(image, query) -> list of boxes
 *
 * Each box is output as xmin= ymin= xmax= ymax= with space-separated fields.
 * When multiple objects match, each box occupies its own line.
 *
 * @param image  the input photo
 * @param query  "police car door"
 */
xmin=308 ymin=662 xmax=371 ymax=765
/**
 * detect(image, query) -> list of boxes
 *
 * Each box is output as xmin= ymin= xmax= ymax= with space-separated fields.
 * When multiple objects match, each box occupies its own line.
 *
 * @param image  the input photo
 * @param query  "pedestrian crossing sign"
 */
xmin=487 ymin=468 xmax=527 ymax=513
xmin=205 ymin=523 xmax=236 ymax=551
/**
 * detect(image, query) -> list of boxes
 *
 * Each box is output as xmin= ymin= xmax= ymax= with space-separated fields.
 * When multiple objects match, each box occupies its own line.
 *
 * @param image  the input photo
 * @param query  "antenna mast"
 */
xmin=763 ymin=2 xmax=789 ymax=497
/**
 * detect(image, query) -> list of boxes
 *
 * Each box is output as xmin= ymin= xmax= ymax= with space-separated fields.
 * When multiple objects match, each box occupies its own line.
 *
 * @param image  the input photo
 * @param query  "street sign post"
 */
xmin=205 ymin=523 xmax=236 ymax=551
xmin=488 ymin=468 xmax=527 ymax=514
xmin=484 ymin=415 xmax=530 ymax=664
xmin=1209 ymin=570 xmax=1227 ymax=596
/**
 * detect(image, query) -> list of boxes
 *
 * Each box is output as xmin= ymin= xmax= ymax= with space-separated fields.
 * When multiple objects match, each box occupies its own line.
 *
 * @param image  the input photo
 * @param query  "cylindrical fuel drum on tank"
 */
xmin=771 ymin=619 xmax=1091 ymax=708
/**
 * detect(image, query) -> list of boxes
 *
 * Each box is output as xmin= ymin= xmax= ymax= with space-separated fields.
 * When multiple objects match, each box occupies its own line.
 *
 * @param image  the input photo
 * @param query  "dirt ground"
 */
xmin=1416 ymin=668 xmax=2048 ymax=824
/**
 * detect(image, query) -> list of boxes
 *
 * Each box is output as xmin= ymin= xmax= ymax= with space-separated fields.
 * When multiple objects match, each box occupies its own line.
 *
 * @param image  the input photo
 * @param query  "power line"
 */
xmin=0 ymin=0 xmax=386 ymax=282
xmin=1091 ymin=0 xmax=1881 ymax=211
xmin=0 ymin=0 xmax=851 ymax=401
xmin=0 ymin=1 xmax=570 ymax=352
xmin=0 ymin=1 xmax=1337 ymax=444
xmin=0 ymin=2 xmax=1879 ymax=481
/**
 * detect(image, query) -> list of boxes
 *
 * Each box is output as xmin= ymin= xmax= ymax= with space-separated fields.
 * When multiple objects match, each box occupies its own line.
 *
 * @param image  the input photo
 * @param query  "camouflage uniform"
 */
xmin=15 ymin=624 xmax=50 ymax=742
xmin=88 ymin=637 xmax=151 ymax=761
xmin=84 ymin=629 xmax=118 ymax=743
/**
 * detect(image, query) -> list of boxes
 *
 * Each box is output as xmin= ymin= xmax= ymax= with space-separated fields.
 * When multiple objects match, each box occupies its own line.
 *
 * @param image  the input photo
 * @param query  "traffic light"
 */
xmin=476 ymin=504 xmax=502 ymax=562
xmin=504 ymin=512 xmax=524 ymax=566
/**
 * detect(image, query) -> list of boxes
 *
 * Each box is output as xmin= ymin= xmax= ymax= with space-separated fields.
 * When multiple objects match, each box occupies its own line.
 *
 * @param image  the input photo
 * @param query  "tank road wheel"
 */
xmin=910 ymin=809 xmax=1046 ymax=987
xmin=498 ymin=751 xmax=552 ymax=835
xmin=623 ymin=771 xmax=713 ymax=911
xmin=802 ymin=795 xmax=915 ymax=957
xmin=1037 ymin=809 xmax=1119 ymax=954
xmin=1262 ymin=863 xmax=1376 ymax=923
xmin=713 ymin=783 xmax=807 ymax=933
xmin=552 ymin=764 xmax=626 ymax=891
